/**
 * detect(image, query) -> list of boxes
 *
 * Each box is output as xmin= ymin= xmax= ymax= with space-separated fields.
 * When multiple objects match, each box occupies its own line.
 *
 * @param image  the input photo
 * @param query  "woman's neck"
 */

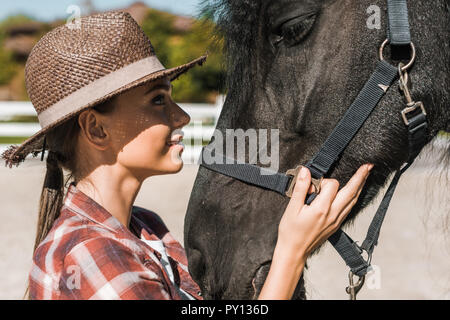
xmin=76 ymin=165 xmax=143 ymax=228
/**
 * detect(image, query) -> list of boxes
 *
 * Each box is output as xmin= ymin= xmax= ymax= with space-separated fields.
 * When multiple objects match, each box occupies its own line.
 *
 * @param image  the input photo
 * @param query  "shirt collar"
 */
xmin=63 ymin=181 xmax=129 ymax=235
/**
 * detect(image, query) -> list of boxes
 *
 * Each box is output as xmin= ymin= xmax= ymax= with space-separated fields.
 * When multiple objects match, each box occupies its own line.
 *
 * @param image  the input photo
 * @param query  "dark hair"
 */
xmin=24 ymin=98 xmax=116 ymax=299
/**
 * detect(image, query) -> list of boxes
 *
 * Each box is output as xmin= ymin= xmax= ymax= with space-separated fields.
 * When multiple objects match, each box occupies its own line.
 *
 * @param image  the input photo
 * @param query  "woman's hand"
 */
xmin=278 ymin=164 xmax=373 ymax=258
xmin=258 ymin=164 xmax=373 ymax=300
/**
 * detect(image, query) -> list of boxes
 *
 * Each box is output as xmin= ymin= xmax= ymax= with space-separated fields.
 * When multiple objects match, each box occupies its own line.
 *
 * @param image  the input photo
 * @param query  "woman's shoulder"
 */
xmin=32 ymin=208 xmax=119 ymax=268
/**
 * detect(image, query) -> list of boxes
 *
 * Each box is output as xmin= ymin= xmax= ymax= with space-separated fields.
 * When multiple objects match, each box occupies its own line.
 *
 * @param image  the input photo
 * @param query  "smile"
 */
xmin=166 ymin=141 xmax=184 ymax=147
xmin=166 ymin=133 xmax=184 ymax=149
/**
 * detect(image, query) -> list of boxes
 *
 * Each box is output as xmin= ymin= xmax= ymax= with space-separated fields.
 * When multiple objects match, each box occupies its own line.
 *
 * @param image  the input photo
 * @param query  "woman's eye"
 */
xmin=271 ymin=13 xmax=317 ymax=48
xmin=152 ymin=94 xmax=165 ymax=105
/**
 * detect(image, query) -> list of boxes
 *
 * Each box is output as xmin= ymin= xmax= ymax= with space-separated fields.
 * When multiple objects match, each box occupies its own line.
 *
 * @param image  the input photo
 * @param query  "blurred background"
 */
xmin=0 ymin=0 xmax=225 ymax=103
xmin=0 ymin=0 xmax=448 ymax=300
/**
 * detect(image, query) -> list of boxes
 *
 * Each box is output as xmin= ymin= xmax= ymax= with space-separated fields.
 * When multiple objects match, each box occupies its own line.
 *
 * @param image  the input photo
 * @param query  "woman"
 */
xmin=2 ymin=12 xmax=372 ymax=300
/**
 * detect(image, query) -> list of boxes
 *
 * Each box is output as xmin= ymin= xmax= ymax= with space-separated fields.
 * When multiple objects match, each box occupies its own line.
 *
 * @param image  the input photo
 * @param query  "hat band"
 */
xmin=37 ymin=55 xmax=165 ymax=129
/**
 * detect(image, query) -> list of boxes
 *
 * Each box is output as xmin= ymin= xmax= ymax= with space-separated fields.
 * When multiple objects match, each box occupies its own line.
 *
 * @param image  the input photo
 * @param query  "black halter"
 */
xmin=199 ymin=0 xmax=428 ymax=299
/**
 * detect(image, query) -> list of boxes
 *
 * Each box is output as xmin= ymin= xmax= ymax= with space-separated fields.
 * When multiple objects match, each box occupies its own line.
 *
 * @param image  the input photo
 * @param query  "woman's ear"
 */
xmin=77 ymin=109 xmax=109 ymax=150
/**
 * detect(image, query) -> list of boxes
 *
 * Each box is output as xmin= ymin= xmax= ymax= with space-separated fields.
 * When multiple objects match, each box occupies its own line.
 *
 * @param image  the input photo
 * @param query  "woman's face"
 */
xmin=82 ymin=76 xmax=191 ymax=180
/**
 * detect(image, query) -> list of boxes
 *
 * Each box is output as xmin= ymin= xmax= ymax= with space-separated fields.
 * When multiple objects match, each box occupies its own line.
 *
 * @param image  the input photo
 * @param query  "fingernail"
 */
xmin=300 ymin=167 xmax=308 ymax=179
xmin=367 ymin=164 xmax=374 ymax=172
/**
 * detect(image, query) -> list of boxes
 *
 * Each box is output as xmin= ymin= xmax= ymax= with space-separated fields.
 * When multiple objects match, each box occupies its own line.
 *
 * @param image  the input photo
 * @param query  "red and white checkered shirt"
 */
xmin=29 ymin=182 xmax=202 ymax=300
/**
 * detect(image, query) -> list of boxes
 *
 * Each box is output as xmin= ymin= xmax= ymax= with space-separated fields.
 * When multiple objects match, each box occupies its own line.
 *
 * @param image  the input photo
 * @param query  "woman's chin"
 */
xmin=168 ymin=161 xmax=184 ymax=173
xmin=168 ymin=145 xmax=184 ymax=164
xmin=147 ymin=161 xmax=183 ymax=177
xmin=145 ymin=145 xmax=184 ymax=175
xmin=164 ymin=152 xmax=184 ymax=173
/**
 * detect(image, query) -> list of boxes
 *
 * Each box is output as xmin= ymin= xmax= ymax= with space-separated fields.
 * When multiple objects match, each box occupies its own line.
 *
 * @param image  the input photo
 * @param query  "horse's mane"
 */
xmin=200 ymin=0 xmax=260 ymax=115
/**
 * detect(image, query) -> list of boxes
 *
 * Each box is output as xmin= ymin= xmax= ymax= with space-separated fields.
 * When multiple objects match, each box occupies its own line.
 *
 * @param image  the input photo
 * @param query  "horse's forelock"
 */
xmin=201 ymin=0 xmax=262 ymax=108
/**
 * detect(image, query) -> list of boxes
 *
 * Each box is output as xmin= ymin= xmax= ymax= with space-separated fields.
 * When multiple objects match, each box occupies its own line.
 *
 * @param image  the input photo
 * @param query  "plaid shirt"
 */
xmin=29 ymin=182 xmax=202 ymax=300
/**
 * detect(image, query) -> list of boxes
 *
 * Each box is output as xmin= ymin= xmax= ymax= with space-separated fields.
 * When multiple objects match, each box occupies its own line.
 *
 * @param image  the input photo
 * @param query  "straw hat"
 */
xmin=1 ymin=11 xmax=207 ymax=168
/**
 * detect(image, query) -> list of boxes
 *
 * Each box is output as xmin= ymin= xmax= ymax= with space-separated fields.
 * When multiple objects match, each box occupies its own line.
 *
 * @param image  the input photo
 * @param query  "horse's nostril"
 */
xmin=251 ymin=262 xmax=272 ymax=299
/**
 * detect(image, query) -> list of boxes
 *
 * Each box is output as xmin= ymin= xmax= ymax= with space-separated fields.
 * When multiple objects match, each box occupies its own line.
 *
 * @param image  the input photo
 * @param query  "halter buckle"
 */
xmin=285 ymin=165 xmax=323 ymax=198
xmin=401 ymin=101 xmax=426 ymax=126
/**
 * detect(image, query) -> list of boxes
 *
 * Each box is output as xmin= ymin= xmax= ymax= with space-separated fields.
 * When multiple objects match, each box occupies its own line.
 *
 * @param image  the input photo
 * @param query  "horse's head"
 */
xmin=184 ymin=0 xmax=449 ymax=299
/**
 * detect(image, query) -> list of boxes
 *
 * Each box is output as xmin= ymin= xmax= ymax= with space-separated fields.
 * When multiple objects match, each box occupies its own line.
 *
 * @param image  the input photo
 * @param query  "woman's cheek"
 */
xmin=116 ymin=128 xmax=159 ymax=166
xmin=140 ymin=126 xmax=182 ymax=171
xmin=142 ymin=128 xmax=167 ymax=160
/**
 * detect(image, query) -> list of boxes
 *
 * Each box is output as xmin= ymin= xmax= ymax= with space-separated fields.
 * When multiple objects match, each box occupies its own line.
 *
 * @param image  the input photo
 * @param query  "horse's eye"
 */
xmin=271 ymin=13 xmax=317 ymax=48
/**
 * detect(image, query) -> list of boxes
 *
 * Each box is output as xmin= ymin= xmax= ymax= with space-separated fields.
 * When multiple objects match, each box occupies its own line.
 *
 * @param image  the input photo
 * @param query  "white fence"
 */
xmin=1 ymin=97 xmax=447 ymax=165
xmin=0 ymin=96 xmax=225 ymax=163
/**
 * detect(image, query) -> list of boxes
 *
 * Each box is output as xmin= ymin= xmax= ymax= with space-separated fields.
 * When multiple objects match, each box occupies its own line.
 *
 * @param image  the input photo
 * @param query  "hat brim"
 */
xmin=1 ymin=54 xmax=208 ymax=168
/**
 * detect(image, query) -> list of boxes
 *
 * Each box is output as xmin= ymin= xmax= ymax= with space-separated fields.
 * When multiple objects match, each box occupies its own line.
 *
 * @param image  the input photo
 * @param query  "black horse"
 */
xmin=184 ymin=0 xmax=450 ymax=299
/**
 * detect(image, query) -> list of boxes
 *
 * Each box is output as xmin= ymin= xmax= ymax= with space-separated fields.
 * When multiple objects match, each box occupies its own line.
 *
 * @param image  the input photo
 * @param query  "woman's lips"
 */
xmin=167 ymin=141 xmax=184 ymax=150
xmin=166 ymin=133 xmax=184 ymax=152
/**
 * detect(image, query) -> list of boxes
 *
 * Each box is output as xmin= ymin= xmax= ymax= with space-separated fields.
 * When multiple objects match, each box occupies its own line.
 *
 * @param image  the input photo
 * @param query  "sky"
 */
xmin=0 ymin=0 xmax=204 ymax=22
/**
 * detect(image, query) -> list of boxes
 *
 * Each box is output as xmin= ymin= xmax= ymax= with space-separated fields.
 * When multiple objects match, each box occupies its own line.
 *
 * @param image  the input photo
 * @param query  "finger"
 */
xmin=328 ymin=164 xmax=372 ymax=216
xmin=329 ymin=165 xmax=372 ymax=223
xmin=314 ymin=179 xmax=367 ymax=242
xmin=307 ymin=178 xmax=340 ymax=214
xmin=289 ymin=166 xmax=312 ymax=209
xmin=312 ymin=167 xmax=371 ymax=239
xmin=339 ymin=174 xmax=367 ymax=220
xmin=335 ymin=178 xmax=366 ymax=225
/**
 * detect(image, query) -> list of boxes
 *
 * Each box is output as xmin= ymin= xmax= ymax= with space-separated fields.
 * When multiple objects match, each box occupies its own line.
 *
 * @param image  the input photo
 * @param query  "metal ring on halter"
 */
xmin=379 ymin=39 xmax=416 ymax=72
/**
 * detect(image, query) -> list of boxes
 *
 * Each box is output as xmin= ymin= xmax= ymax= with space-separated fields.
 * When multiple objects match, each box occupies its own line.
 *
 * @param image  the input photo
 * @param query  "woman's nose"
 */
xmin=171 ymin=102 xmax=191 ymax=129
